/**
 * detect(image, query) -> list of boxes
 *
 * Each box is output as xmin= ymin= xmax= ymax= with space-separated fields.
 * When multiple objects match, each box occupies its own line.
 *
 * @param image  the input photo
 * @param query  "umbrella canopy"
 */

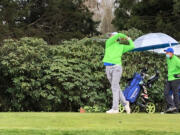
xmin=133 ymin=33 xmax=179 ymax=51
xmin=150 ymin=44 xmax=180 ymax=55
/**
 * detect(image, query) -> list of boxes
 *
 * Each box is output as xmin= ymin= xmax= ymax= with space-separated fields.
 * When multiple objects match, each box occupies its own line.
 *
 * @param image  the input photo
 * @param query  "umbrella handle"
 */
xmin=169 ymin=42 xmax=172 ymax=47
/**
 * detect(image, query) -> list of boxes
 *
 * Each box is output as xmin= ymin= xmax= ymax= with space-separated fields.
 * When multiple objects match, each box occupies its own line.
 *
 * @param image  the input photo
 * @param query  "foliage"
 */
xmin=0 ymin=28 xmax=173 ymax=112
xmin=113 ymin=0 xmax=180 ymax=40
xmin=84 ymin=105 xmax=107 ymax=112
xmin=0 ymin=0 xmax=98 ymax=44
xmin=0 ymin=37 xmax=108 ymax=111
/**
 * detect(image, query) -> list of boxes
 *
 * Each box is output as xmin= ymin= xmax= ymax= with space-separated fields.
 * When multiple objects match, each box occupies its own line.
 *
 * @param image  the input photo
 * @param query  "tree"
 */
xmin=173 ymin=0 xmax=180 ymax=15
xmin=113 ymin=0 xmax=180 ymax=40
xmin=0 ymin=0 xmax=98 ymax=44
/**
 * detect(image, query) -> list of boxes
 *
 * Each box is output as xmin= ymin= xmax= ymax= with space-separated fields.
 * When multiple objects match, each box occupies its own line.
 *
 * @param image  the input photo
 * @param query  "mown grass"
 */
xmin=0 ymin=113 xmax=179 ymax=135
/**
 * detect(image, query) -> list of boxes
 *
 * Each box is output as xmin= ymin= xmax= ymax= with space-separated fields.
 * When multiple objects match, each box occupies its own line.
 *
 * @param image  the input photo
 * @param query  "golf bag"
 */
xmin=123 ymin=73 xmax=143 ymax=103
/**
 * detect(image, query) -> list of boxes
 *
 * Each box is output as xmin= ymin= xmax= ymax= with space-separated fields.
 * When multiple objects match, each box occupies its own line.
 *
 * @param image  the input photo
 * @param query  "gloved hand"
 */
xmin=174 ymin=74 xmax=180 ymax=78
xmin=120 ymin=37 xmax=131 ymax=41
xmin=126 ymin=37 xmax=132 ymax=40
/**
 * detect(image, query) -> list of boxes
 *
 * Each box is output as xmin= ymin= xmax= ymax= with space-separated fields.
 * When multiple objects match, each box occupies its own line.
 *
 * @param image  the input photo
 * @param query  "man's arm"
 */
xmin=174 ymin=74 xmax=180 ymax=78
xmin=105 ymin=33 xmax=127 ymax=48
xmin=174 ymin=56 xmax=180 ymax=78
xmin=176 ymin=56 xmax=180 ymax=68
xmin=122 ymin=37 xmax=135 ymax=53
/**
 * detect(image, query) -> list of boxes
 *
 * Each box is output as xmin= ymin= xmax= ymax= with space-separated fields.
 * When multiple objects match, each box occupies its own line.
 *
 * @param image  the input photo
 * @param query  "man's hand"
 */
xmin=120 ymin=38 xmax=126 ymax=40
xmin=120 ymin=37 xmax=131 ymax=41
xmin=126 ymin=37 xmax=131 ymax=40
xmin=174 ymin=74 xmax=180 ymax=78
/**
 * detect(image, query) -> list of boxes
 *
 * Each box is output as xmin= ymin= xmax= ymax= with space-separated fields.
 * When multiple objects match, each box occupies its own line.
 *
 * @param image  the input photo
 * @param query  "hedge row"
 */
xmin=0 ymin=30 xmax=169 ymax=112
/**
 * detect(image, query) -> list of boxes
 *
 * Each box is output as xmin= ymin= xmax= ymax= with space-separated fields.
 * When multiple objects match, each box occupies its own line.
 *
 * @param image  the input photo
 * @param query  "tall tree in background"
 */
xmin=0 ymin=0 xmax=98 ymax=44
xmin=113 ymin=0 xmax=180 ymax=40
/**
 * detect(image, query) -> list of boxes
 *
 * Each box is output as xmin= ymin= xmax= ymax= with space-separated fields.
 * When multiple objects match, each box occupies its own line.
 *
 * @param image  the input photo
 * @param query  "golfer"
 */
xmin=103 ymin=32 xmax=135 ymax=114
xmin=164 ymin=48 xmax=180 ymax=113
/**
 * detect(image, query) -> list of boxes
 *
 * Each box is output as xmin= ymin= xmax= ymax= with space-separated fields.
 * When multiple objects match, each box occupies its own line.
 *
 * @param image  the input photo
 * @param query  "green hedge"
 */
xmin=0 ymin=34 xmax=170 ymax=112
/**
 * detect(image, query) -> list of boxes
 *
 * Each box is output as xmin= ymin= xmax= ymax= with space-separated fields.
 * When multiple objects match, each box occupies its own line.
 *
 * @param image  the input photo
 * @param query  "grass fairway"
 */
xmin=0 ymin=113 xmax=180 ymax=135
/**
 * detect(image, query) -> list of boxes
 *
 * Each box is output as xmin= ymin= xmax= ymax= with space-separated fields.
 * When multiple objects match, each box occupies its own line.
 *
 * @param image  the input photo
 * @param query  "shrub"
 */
xmin=0 ymin=29 xmax=171 ymax=112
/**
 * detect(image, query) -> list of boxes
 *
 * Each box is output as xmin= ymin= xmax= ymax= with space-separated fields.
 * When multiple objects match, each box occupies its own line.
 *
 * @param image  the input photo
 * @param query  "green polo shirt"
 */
xmin=103 ymin=33 xmax=135 ymax=65
xmin=167 ymin=55 xmax=180 ymax=81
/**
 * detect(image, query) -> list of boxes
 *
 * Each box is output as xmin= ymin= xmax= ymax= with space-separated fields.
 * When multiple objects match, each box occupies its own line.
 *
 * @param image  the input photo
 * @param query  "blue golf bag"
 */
xmin=123 ymin=73 xmax=143 ymax=103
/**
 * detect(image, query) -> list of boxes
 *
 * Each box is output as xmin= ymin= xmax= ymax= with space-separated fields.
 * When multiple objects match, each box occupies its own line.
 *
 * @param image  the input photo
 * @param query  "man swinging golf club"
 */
xmin=164 ymin=48 xmax=180 ymax=113
xmin=103 ymin=32 xmax=135 ymax=114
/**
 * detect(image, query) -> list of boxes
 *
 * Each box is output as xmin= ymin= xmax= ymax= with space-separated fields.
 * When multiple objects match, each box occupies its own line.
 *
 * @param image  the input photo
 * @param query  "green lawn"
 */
xmin=0 ymin=113 xmax=180 ymax=135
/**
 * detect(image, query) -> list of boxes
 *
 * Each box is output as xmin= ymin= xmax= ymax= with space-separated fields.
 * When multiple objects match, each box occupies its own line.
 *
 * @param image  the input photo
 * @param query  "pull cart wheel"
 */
xmin=132 ymin=105 xmax=140 ymax=113
xmin=146 ymin=102 xmax=156 ymax=113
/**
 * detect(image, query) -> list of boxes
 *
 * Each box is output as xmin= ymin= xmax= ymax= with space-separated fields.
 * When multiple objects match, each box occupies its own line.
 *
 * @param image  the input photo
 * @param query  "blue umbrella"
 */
xmin=133 ymin=33 xmax=179 ymax=51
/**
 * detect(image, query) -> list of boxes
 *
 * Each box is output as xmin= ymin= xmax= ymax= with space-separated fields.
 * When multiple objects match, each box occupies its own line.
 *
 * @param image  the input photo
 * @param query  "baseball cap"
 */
xmin=111 ymin=32 xmax=118 ymax=36
xmin=164 ymin=48 xmax=174 ymax=53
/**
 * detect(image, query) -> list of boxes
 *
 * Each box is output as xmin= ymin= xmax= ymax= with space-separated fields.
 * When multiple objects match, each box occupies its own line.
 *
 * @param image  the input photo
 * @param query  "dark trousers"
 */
xmin=164 ymin=79 xmax=180 ymax=109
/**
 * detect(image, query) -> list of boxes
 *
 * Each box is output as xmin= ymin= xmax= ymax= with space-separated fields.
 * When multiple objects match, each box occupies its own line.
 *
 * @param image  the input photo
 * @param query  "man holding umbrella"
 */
xmin=103 ymin=32 xmax=135 ymax=114
xmin=164 ymin=48 xmax=180 ymax=113
xmin=132 ymin=32 xmax=180 ymax=113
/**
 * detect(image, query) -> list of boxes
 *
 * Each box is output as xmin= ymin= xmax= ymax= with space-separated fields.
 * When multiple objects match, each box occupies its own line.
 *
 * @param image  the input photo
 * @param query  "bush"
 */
xmin=0 ymin=37 xmax=110 ymax=111
xmin=0 ymin=29 xmax=171 ymax=112
xmin=0 ymin=38 xmax=52 ymax=111
xmin=84 ymin=105 xmax=107 ymax=113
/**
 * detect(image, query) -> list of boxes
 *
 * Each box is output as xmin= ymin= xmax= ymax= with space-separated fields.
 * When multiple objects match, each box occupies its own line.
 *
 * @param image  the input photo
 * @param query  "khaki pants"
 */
xmin=106 ymin=65 xmax=127 ymax=110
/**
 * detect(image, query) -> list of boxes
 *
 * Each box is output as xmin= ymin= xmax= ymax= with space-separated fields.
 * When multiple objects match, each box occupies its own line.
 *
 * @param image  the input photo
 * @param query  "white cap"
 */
xmin=111 ymin=32 xmax=118 ymax=36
